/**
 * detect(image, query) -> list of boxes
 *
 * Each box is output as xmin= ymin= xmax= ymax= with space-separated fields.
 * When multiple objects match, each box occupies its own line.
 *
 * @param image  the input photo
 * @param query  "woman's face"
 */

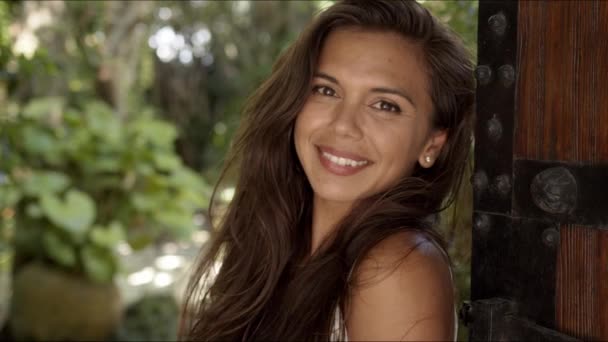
xmin=294 ymin=27 xmax=446 ymax=205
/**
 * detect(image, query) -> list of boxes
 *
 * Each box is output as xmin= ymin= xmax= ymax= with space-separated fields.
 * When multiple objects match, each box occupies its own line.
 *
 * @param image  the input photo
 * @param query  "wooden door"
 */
xmin=462 ymin=1 xmax=608 ymax=340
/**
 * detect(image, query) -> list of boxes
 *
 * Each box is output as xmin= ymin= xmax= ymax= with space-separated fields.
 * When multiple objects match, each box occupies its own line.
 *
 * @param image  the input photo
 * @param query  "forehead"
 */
xmin=319 ymin=27 xmax=426 ymax=70
xmin=316 ymin=27 xmax=432 ymax=110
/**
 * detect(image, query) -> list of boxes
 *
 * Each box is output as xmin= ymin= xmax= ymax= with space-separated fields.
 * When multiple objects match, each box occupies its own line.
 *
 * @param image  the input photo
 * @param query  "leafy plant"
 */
xmin=110 ymin=294 xmax=179 ymax=341
xmin=0 ymin=97 xmax=209 ymax=283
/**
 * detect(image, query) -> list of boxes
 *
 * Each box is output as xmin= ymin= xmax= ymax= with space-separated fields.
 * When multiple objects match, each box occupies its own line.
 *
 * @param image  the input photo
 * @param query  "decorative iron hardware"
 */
xmin=541 ymin=227 xmax=559 ymax=248
xmin=497 ymin=64 xmax=515 ymax=87
xmin=474 ymin=1 xmax=517 ymax=215
xmin=486 ymin=115 xmax=502 ymax=142
xmin=514 ymin=160 xmax=608 ymax=225
xmin=475 ymin=65 xmax=492 ymax=86
xmin=530 ymin=166 xmax=578 ymax=215
xmin=493 ymin=174 xmax=512 ymax=197
xmin=488 ymin=12 xmax=507 ymax=36
xmin=472 ymin=170 xmax=489 ymax=195
xmin=473 ymin=213 xmax=491 ymax=234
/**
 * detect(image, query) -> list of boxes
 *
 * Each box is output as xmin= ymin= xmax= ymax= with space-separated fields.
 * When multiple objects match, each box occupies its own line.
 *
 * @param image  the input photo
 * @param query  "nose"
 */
xmin=329 ymin=100 xmax=364 ymax=140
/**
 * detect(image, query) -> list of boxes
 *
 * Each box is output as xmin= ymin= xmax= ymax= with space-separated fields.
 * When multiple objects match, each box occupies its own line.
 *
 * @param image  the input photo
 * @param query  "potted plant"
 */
xmin=0 ymin=97 xmax=209 ymax=341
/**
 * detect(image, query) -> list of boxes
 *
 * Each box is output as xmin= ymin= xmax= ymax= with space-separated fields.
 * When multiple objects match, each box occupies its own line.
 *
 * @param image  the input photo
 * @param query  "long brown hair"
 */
xmin=179 ymin=0 xmax=474 ymax=340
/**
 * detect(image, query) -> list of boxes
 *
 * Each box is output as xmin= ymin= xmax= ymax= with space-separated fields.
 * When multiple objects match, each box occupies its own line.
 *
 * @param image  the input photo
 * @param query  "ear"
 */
xmin=418 ymin=129 xmax=448 ymax=168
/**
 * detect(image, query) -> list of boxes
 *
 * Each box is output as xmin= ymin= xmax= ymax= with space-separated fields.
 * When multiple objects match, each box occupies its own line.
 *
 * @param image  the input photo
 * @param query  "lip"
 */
xmin=316 ymin=145 xmax=372 ymax=176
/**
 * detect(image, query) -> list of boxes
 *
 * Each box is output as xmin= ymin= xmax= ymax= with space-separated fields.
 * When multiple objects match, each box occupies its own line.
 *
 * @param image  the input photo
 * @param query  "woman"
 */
xmin=180 ymin=0 xmax=474 ymax=340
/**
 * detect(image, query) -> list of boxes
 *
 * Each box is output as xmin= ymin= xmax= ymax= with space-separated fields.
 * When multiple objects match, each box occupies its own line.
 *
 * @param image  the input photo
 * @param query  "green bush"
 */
xmin=110 ymin=294 xmax=179 ymax=341
xmin=0 ymin=97 xmax=210 ymax=284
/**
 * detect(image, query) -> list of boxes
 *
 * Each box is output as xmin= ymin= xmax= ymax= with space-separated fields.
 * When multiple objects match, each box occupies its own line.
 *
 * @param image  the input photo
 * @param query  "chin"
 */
xmin=310 ymin=182 xmax=368 ymax=204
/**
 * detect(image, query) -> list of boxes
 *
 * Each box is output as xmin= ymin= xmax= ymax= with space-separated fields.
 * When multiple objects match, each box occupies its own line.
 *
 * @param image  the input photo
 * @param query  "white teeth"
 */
xmin=321 ymin=151 xmax=368 ymax=167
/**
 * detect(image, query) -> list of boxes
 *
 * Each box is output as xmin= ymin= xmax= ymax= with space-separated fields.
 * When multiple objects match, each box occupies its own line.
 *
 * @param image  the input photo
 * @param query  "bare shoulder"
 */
xmin=346 ymin=230 xmax=455 ymax=341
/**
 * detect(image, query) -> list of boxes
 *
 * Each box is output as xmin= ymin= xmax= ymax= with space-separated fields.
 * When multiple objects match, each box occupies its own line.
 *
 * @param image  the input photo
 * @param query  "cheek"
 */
xmin=294 ymin=113 xmax=310 ymax=147
xmin=294 ymin=105 xmax=325 ymax=145
xmin=294 ymin=111 xmax=315 ymax=160
xmin=377 ymin=126 xmax=414 ymax=157
xmin=375 ymin=126 xmax=421 ymax=172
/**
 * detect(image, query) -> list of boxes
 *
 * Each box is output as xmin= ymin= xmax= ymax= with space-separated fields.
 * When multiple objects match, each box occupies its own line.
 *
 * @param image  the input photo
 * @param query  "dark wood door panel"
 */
xmin=556 ymin=226 xmax=608 ymax=340
xmin=516 ymin=1 xmax=608 ymax=162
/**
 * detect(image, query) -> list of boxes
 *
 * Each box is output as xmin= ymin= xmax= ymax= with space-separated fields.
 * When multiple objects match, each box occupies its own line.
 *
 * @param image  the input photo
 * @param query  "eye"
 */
xmin=312 ymin=85 xmax=337 ymax=97
xmin=371 ymin=100 xmax=402 ymax=113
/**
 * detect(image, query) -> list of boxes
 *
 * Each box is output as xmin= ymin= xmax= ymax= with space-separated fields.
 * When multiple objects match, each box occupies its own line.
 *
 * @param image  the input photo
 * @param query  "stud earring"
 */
xmin=425 ymin=155 xmax=432 ymax=164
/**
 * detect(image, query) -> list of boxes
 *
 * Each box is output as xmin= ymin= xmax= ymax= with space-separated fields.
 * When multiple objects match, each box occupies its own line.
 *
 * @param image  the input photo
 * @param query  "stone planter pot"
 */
xmin=9 ymin=262 xmax=122 ymax=341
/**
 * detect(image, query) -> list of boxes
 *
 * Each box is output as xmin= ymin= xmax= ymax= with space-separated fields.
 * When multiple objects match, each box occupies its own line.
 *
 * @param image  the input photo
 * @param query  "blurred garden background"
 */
xmin=0 ymin=0 xmax=477 ymax=341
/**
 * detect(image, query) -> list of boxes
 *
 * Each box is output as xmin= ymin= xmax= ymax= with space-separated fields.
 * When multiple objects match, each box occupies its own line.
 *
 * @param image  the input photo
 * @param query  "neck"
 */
xmin=310 ymin=196 xmax=353 ymax=255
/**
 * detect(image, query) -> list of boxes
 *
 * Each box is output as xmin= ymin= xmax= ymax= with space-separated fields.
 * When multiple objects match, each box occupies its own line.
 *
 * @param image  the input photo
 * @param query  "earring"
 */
xmin=425 ymin=155 xmax=432 ymax=164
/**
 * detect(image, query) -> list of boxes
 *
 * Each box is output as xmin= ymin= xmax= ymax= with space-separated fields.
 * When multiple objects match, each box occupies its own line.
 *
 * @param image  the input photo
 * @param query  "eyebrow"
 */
xmin=313 ymin=71 xmax=417 ymax=110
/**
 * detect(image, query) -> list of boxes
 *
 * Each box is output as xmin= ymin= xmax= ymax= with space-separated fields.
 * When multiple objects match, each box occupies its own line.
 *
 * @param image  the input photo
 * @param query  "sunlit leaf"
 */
xmin=131 ymin=118 xmax=177 ymax=148
xmin=168 ymin=168 xmax=205 ymax=190
xmin=177 ymin=190 xmax=206 ymax=208
xmin=131 ymin=192 xmax=166 ymax=211
xmin=42 ymin=230 xmax=77 ymax=267
xmin=153 ymin=210 xmax=194 ymax=239
xmin=90 ymin=221 xmax=126 ymax=248
xmin=62 ymin=129 xmax=92 ymax=154
xmin=21 ymin=170 xmax=70 ymax=196
xmin=22 ymin=125 xmax=56 ymax=155
xmin=135 ymin=163 xmax=155 ymax=176
xmin=84 ymin=101 xmax=124 ymax=145
xmin=146 ymin=174 xmax=170 ymax=189
xmin=21 ymin=96 xmax=64 ymax=120
xmin=25 ymin=202 xmax=43 ymax=218
xmin=0 ymin=185 xmax=22 ymax=208
xmin=127 ymin=228 xmax=156 ymax=251
xmin=89 ymin=156 xmax=122 ymax=172
xmin=81 ymin=245 xmax=116 ymax=283
xmin=40 ymin=190 xmax=96 ymax=239
xmin=153 ymin=153 xmax=181 ymax=171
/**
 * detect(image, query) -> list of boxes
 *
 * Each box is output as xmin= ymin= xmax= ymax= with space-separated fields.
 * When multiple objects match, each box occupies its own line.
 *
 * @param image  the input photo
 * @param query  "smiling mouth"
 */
xmin=320 ymin=150 xmax=369 ymax=167
xmin=316 ymin=145 xmax=372 ymax=176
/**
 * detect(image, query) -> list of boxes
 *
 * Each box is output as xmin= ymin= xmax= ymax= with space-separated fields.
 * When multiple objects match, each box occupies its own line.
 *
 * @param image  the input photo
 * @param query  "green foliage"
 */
xmin=40 ymin=190 xmax=96 ymax=240
xmin=420 ymin=0 xmax=478 ymax=58
xmin=1 ymin=97 xmax=210 ymax=283
xmin=0 ymin=1 xmax=11 ymax=68
xmin=42 ymin=229 xmax=77 ymax=268
xmin=111 ymin=294 xmax=180 ymax=341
